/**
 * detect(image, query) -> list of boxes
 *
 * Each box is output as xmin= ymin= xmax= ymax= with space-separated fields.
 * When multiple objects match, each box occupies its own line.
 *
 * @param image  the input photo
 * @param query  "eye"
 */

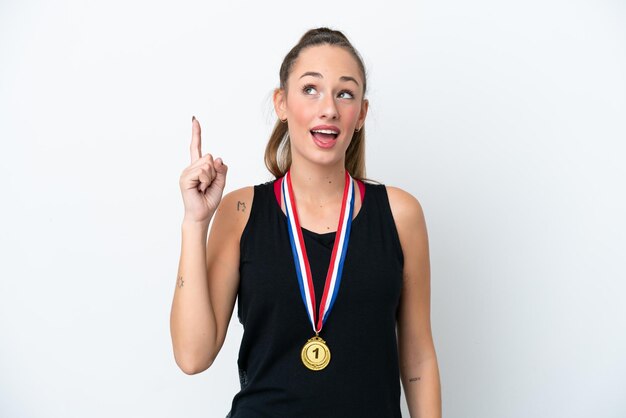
xmin=302 ymin=84 xmax=318 ymax=95
xmin=338 ymin=90 xmax=355 ymax=99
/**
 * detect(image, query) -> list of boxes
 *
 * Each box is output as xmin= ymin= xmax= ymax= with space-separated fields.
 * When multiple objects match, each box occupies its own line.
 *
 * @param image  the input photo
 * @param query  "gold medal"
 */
xmin=301 ymin=336 xmax=331 ymax=371
xmin=283 ymin=171 xmax=354 ymax=372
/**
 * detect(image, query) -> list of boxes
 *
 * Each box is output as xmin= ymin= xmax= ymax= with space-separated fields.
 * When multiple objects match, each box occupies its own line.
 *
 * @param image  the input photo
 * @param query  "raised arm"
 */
xmin=169 ymin=117 xmax=251 ymax=375
xmin=387 ymin=186 xmax=442 ymax=418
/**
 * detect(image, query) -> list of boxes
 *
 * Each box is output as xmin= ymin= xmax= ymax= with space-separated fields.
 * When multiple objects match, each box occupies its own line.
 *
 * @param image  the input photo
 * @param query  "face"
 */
xmin=273 ymin=44 xmax=369 ymax=169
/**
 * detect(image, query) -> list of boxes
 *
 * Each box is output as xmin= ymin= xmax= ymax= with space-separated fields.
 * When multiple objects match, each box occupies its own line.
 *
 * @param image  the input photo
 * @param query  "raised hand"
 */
xmin=179 ymin=116 xmax=228 ymax=224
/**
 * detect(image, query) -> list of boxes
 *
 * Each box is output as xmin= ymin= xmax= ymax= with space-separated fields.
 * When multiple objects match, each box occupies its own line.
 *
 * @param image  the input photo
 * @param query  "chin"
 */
xmin=290 ymin=136 xmax=349 ymax=167
xmin=303 ymin=152 xmax=346 ymax=169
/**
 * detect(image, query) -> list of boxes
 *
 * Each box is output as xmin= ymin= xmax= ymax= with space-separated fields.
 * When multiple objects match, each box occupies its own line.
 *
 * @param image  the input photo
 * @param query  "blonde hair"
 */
xmin=264 ymin=28 xmax=368 ymax=180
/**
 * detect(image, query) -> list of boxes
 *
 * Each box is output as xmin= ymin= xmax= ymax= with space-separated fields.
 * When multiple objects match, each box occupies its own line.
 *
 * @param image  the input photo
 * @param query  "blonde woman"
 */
xmin=171 ymin=27 xmax=441 ymax=418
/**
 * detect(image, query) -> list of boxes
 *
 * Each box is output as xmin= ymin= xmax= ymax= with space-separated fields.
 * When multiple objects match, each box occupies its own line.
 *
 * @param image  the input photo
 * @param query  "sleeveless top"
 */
xmin=227 ymin=179 xmax=404 ymax=418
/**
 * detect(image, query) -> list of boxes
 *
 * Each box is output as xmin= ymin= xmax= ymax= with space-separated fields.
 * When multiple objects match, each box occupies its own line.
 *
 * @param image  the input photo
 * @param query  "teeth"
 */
xmin=311 ymin=129 xmax=339 ymax=134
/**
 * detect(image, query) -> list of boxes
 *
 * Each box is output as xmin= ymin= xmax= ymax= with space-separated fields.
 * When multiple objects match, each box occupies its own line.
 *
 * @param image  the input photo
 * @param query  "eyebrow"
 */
xmin=299 ymin=71 xmax=360 ymax=86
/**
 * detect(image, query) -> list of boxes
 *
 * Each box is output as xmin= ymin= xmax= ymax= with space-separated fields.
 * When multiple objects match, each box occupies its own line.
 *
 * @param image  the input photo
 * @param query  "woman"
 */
xmin=171 ymin=28 xmax=441 ymax=417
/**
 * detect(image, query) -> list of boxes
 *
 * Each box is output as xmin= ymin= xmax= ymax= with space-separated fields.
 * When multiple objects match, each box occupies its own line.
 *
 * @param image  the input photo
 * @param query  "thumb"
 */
xmin=213 ymin=158 xmax=228 ymax=188
xmin=215 ymin=158 xmax=228 ymax=175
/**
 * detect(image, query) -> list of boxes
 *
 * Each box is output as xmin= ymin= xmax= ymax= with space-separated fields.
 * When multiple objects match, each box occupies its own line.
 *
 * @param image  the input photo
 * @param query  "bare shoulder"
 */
xmin=385 ymin=186 xmax=430 ymax=289
xmin=218 ymin=186 xmax=255 ymax=216
xmin=211 ymin=186 xmax=255 ymax=237
xmin=385 ymin=185 xmax=427 ymax=230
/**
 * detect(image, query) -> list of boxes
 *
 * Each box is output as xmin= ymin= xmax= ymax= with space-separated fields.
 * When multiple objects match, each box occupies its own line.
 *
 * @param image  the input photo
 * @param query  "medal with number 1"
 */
xmin=282 ymin=170 xmax=355 ymax=371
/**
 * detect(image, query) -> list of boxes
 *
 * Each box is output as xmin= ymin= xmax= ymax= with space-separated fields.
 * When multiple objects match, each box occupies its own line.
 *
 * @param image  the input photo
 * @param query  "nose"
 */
xmin=319 ymin=93 xmax=339 ymax=120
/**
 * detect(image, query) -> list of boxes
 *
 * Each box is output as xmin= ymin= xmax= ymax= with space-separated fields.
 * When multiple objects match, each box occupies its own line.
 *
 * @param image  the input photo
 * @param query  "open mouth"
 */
xmin=310 ymin=129 xmax=339 ymax=141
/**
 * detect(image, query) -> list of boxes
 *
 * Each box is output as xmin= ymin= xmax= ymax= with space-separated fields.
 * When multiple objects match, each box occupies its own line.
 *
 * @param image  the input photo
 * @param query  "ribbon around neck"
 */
xmin=281 ymin=170 xmax=355 ymax=334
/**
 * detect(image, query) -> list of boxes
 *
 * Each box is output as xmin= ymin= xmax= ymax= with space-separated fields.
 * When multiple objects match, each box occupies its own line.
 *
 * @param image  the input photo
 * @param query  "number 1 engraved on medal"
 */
xmin=301 ymin=336 xmax=331 ymax=371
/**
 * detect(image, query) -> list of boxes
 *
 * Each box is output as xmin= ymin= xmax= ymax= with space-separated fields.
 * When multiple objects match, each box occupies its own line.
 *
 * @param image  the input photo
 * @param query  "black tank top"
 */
xmin=228 ymin=179 xmax=404 ymax=418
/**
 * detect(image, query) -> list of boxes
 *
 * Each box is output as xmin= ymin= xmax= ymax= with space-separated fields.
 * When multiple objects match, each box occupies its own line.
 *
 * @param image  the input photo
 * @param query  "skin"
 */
xmin=170 ymin=44 xmax=441 ymax=417
xmin=272 ymin=45 xmax=368 ymax=232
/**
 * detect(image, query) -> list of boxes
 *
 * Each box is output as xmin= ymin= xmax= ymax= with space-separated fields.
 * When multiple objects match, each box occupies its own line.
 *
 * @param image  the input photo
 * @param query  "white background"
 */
xmin=1 ymin=0 xmax=625 ymax=417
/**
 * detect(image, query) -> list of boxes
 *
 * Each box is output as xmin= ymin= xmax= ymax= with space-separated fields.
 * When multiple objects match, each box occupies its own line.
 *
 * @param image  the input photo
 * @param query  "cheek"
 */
xmin=341 ymin=105 xmax=361 ymax=124
xmin=287 ymin=97 xmax=316 ymax=125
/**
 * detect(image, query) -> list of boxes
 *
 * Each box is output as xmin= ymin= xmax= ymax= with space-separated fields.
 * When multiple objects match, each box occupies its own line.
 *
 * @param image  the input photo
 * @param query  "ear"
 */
xmin=356 ymin=98 xmax=369 ymax=130
xmin=273 ymin=88 xmax=287 ymax=121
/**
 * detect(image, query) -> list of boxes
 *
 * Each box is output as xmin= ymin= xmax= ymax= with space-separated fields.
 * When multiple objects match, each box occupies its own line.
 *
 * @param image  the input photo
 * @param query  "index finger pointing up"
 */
xmin=190 ymin=116 xmax=202 ymax=163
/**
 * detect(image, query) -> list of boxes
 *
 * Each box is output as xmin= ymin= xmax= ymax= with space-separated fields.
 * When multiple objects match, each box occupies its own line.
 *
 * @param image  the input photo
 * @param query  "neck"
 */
xmin=288 ymin=159 xmax=347 ymax=204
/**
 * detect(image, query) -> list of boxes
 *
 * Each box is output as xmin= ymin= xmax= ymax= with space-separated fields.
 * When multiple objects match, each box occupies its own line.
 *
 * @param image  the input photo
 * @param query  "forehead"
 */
xmin=289 ymin=45 xmax=362 ymax=83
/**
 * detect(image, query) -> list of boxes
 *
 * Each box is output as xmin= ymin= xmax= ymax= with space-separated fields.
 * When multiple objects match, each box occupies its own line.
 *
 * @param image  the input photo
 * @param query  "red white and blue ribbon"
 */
xmin=282 ymin=170 xmax=355 ymax=334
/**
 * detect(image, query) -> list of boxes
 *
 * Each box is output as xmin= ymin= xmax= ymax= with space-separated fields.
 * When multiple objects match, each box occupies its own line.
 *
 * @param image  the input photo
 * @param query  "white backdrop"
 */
xmin=1 ymin=0 xmax=625 ymax=417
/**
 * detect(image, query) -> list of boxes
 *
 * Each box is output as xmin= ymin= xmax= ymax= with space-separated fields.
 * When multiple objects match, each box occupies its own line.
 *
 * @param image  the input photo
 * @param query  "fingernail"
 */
xmin=192 ymin=116 xmax=196 ymax=122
